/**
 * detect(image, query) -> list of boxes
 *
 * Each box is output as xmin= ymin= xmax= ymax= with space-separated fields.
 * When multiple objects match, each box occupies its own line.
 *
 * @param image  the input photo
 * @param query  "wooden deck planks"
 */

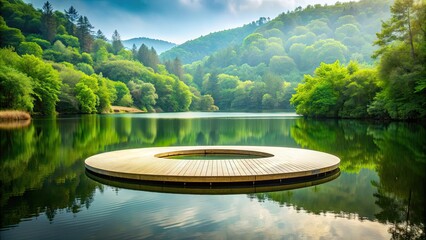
xmin=85 ymin=146 xmax=340 ymax=183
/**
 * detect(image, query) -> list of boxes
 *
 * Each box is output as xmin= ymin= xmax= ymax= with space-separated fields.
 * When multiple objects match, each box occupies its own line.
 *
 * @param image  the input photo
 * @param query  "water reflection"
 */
xmin=0 ymin=119 xmax=31 ymax=129
xmin=85 ymin=169 xmax=340 ymax=195
xmin=0 ymin=113 xmax=425 ymax=239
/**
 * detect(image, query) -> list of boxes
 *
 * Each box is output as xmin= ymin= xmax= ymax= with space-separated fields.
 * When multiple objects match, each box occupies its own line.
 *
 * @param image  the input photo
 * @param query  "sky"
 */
xmin=24 ymin=0 xmax=356 ymax=44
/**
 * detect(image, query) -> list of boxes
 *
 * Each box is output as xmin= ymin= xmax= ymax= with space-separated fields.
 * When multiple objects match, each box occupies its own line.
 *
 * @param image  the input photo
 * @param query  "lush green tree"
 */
xmin=136 ymin=43 xmax=150 ymax=65
xmin=188 ymin=87 xmax=218 ymax=111
xmin=117 ymin=48 xmax=133 ymax=60
xmin=76 ymin=16 xmax=94 ymax=52
xmin=81 ymin=52 xmax=93 ymax=65
xmin=148 ymin=47 xmax=160 ymax=71
xmin=313 ymin=39 xmax=348 ymax=65
xmin=19 ymin=55 xmax=61 ymax=115
xmin=113 ymin=81 xmax=133 ymax=106
xmin=56 ymin=25 xmax=66 ymax=35
xmin=192 ymin=65 xmax=205 ymax=88
xmin=189 ymin=87 xmax=201 ymax=110
xmin=335 ymin=24 xmax=361 ymax=39
xmin=41 ymin=1 xmax=57 ymax=42
xmin=172 ymin=79 xmax=192 ymax=111
xmin=75 ymin=82 xmax=96 ymax=113
xmin=128 ymin=80 xmax=157 ymax=112
xmin=269 ymin=55 xmax=297 ymax=75
xmin=306 ymin=19 xmax=332 ymax=36
xmin=340 ymin=68 xmax=380 ymax=118
xmin=165 ymin=57 xmax=184 ymax=79
xmin=291 ymin=61 xmax=347 ymax=117
xmin=53 ymin=63 xmax=80 ymax=112
xmin=131 ymin=43 xmax=138 ymax=59
xmin=111 ymin=30 xmax=124 ymax=54
xmin=215 ymin=73 xmax=239 ymax=109
xmin=242 ymin=33 xmax=264 ymax=47
xmin=0 ymin=0 xmax=42 ymax=35
xmin=91 ymin=38 xmax=111 ymax=53
xmin=336 ymin=15 xmax=358 ymax=27
xmin=202 ymin=72 xmax=219 ymax=100
xmin=262 ymin=93 xmax=274 ymax=109
xmin=64 ymin=6 xmax=78 ymax=35
xmin=76 ymin=63 xmax=94 ymax=75
xmin=200 ymin=94 xmax=219 ymax=112
xmin=291 ymin=61 xmax=382 ymax=118
xmin=17 ymin=42 xmax=43 ymax=57
xmin=284 ymin=32 xmax=317 ymax=51
xmin=53 ymin=62 xmax=112 ymax=114
xmin=231 ymin=81 xmax=253 ymax=110
xmin=94 ymin=46 xmax=108 ymax=63
xmin=375 ymin=0 xmax=420 ymax=60
xmin=0 ymin=17 xmax=25 ymax=48
xmin=43 ymin=40 xmax=81 ymax=64
xmin=26 ymin=35 xmax=50 ymax=49
xmin=54 ymin=34 xmax=79 ymax=48
xmin=0 ymin=65 xmax=33 ymax=111
xmin=95 ymin=76 xmax=114 ymax=113
xmin=371 ymin=0 xmax=426 ymax=119
xmin=95 ymin=29 xmax=107 ymax=40
xmin=98 ymin=60 xmax=145 ymax=83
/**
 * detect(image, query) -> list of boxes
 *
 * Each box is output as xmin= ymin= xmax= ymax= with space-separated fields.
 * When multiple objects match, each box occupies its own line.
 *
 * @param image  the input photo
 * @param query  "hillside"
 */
xmin=160 ymin=18 xmax=267 ymax=64
xmin=0 ymin=0 xmax=216 ymax=114
xmin=181 ymin=0 xmax=392 ymax=111
xmin=122 ymin=37 xmax=176 ymax=54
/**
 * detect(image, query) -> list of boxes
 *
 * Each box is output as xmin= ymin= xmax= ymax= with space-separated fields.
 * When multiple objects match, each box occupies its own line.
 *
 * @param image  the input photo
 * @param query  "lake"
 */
xmin=1 ymin=112 xmax=425 ymax=239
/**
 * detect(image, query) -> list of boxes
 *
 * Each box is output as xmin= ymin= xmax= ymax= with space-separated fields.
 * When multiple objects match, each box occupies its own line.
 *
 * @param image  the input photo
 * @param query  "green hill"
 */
xmin=181 ymin=0 xmax=392 ymax=111
xmin=122 ymin=37 xmax=176 ymax=54
xmin=186 ymin=0 xmax=391 ymax=80
xmin=0 ymin=0 xmax=216 ymax=114
xmin=160 ymin=18 xmax=267 ymax=64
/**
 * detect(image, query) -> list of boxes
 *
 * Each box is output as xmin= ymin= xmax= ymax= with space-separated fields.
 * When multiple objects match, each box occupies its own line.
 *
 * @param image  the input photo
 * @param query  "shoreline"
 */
xmin=0 ymin=110 xmax=31 ymax=121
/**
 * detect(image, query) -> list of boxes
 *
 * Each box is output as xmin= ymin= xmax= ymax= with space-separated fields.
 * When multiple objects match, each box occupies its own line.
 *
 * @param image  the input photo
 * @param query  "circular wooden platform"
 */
xmin=85 ymin=146 xmax=340 ymax=183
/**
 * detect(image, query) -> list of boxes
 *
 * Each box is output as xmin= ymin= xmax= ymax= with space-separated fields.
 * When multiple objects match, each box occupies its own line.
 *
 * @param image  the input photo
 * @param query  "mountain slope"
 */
xmin=160 ymin=18 xmax=267 ymax=64
xmin=180 ymin=0 xmax=392 ymax=111
xmin=122 ymin=37 xmax=176 ymax=54
xmin=186 ymin=0 xmax=391 ymax=79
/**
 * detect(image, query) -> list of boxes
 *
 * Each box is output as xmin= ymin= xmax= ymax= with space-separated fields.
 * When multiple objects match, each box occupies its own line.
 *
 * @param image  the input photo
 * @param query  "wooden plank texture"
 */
xmin=85 ymin=146 xmax=340 ymax=183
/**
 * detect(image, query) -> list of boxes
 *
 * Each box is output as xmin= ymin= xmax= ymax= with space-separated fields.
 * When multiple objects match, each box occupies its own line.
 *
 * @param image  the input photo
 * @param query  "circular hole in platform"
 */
xmin=155 ymin=149 xmax=274 ymax=160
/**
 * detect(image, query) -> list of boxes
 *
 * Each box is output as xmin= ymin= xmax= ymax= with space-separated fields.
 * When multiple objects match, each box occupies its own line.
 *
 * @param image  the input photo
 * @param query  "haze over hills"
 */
xmin=122 ymin=37 xmax=176 ymax=54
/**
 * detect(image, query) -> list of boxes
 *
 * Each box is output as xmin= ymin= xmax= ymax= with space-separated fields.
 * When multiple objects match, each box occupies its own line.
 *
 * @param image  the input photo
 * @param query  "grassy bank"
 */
xmin=0 ymin=110 xmax=31 ymax=121
xmin=110 ymin=106 xmax=145 ymax=113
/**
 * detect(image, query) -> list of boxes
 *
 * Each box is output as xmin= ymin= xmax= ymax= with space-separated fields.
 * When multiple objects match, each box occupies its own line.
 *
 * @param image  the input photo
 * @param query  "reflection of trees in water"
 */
xmin=258 ymin=119 xmax=425 ymax=238
xmin=374 ymin=189 xmax=424 ymax=239
xmin=0 ymin=116 xmax=115 ymax=228
xmin=371 ymin=123 xmax=426 ymax=239
xmin=291 ymin=119 xmax=380 ymax=173
xmin=251 ymin=169 xmax=381 ymax=219
xmin=0 ymin=116 xmax=298 ymax=228
xmin=3 ymin=115 xmax=423 ymax=236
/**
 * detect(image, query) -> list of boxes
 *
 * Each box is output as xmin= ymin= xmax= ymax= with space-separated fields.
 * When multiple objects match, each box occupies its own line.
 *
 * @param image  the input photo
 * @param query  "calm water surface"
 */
xmin=1 ymin=112 xmax=425 ymax=239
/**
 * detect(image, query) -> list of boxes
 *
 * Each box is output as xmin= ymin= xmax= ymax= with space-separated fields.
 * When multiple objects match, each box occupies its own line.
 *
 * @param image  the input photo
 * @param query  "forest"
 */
xmin=0 ymin=0 xmax=215 ymax=114
xmin=0 ymin=0 xmax=425 ymax=119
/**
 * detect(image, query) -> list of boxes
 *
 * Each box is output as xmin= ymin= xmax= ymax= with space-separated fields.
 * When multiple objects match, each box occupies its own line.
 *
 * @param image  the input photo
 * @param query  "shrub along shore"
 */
xmin=0 ymin=110 xmax=31 ymax=121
